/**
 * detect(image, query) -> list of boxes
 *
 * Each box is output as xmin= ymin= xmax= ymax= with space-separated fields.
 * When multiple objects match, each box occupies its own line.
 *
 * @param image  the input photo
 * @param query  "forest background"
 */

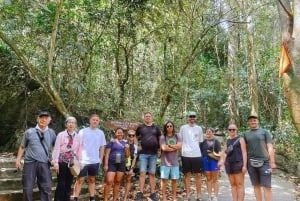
xmin=0 ymin=0 xmax=299 ymax=179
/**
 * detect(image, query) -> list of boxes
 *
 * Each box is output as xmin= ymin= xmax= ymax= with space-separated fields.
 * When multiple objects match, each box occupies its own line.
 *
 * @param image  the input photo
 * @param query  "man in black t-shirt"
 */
xmin=135 ymin=112 xmax=161 ymax=201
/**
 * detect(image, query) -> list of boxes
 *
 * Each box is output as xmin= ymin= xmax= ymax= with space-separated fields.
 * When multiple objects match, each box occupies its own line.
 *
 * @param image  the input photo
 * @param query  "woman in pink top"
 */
xmin=52 ymin=116 xmax=80 ymax=201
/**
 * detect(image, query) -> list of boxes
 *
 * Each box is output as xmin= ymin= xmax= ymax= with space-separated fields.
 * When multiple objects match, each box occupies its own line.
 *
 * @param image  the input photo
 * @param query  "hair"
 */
xmin=206 ymin=127 xmax=215 ymax=133
xmin=115 ymin=127 xmax=124 ymax=133
xmin=163 ymin=121 xmax=175 ymax=136
xmin=143 ymin=111 xmax=152 ymax=116
xmin=65 ymin=116 xmax=77 ymax=124
xmin=89 ymin=114 xmax=100 ymax=119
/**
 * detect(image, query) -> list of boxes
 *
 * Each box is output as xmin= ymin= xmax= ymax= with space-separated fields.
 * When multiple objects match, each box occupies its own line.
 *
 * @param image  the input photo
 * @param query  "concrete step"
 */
xmin=0 ymin=176 xmax=57 ymax=191
xmin=0 ymin=167 xmax=57 ymax=179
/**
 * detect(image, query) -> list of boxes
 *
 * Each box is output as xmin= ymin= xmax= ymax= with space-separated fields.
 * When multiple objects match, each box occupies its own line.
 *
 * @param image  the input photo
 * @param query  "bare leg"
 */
xmin=212 ymin=171 xmax=219 ymax=197
xmin=184 ymin=172 xmax=191 ymax=197
xmin=104 ymin=172 xmax=115 ymax=201
xmin=235 ymin=173 xmax=245 ymax=201
xmin=73 ymin=176 xmax=85 ymax=198
xmin=161 ymin=179 xmax=167 ymax=201
xmin=87 ymin=176 xmax=96 ymax=197
xmin=112 ymin=172 xmax=124 ymax=201
xmin=205 ymin=172 xmax=213 ymax=198
xmin=139 ymin=172 xmax=146 ymax=193
xmin=195 ymin=172 xmax=202 ymax=198
xmin=124 ymin=173 xmax=132 ymax=200
xmin=228 ymin=174 xmax=238 ymax=201
xmin=171 ymin=179 xmax=177 ymax=201
xmin=149 ymin=173 xmax=156 ymax=193
xmin=263 ymin=187 xmax=272 ymax=201
xmin=253 ymin=185 xmax=263 ymax=201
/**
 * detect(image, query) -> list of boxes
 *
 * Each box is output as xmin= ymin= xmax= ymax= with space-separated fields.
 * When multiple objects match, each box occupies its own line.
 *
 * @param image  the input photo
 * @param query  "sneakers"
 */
xmin=135 ymin=192 xmax=144 ymax=201
xmin=196 ymin=198 xmax=203 ymax=201
xmin=183 ymin=198 xmax=191 ymax=201
xmin=149 ymin=192 xmax=160 ymax=201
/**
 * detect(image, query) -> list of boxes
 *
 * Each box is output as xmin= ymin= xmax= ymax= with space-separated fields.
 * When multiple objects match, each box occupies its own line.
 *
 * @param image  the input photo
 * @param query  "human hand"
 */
xmin=15 ymin=158 xmax=23 ymax=170
xmin=270 ymin=162 xmax=277 ymax=169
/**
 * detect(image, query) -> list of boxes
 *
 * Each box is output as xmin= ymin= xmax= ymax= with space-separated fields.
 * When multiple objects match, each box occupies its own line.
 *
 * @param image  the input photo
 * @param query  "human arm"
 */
xmin=267 ymin=143 xmax=276 ymax=169
xmin=240 ymin=138 xmax=248 ymax=173
xmin=51 ymin=133 xmax=63 ymax=172
xmin=99 ymin=145 xmax=105 ymax=165
xmin=103 ymin=147 xmax=111 ymax=172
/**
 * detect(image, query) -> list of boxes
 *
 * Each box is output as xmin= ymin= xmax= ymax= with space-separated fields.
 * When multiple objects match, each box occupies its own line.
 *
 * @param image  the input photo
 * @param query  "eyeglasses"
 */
xmin=189 ymin=115 xmax=196 ymax=118
xmin=228 ymin=129 xmax=236 ymax=131
xmin=166 ymin=125 xmax=173 ymax=128
xmin=128 ymin=135 xmax=135 ymax=137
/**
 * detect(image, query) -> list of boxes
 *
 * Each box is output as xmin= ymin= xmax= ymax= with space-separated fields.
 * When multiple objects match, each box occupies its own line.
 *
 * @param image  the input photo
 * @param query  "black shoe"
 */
xmin=135 ymin=192 xmax=144 ymax=201
xmin=149 ymin=192 xmax=160 ymax=201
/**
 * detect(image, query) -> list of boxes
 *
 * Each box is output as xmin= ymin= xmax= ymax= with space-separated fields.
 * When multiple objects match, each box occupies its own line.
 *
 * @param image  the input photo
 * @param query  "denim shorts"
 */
xmin=139 ymin=154 xmax=157 ymax=174
xmin=160 ymin=165 xmax=180 ymax=180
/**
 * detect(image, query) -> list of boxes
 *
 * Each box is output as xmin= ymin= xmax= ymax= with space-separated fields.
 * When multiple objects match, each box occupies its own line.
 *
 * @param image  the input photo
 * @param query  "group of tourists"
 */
xmin=15 ymin=110 xmax=276 ymax=201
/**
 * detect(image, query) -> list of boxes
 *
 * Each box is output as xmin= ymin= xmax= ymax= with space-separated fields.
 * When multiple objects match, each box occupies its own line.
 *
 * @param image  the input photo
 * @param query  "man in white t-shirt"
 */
xmin=179 ymin=111 xmax=204 ymax=201
xmin=73 ymin=114 xmax=106 ymax=201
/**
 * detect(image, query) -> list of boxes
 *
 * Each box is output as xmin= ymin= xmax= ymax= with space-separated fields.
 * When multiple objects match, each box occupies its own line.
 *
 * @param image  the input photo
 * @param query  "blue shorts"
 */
xmin=202 ymin=156 xmax=218 ymax=171
xmin=139 ymin=154 xmax=157 ymax=174
xmin=78 ymin=163 xmax=99 ymax=177
xmin=160 ymin=165 xmax=180 ymax=180
xmin=247 ymin=161 xmax=272 ymax=187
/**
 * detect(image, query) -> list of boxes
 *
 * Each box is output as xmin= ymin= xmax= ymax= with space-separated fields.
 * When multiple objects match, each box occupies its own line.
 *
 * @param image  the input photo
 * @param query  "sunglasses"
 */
xmin=189 ymin=115 xmax=196 ymax=118
xmin=166 ymin=125 xmax=173 ymax=128
xmin=228 ymin=129 xmax=236 ymax=131
xmin=128 ymin=135 xmax=135 ymax=137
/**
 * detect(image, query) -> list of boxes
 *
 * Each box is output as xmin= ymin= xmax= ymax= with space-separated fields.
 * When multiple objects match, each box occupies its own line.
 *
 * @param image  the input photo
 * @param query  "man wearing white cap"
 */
xmin=179 ymin=111 xmax=204 ymax=201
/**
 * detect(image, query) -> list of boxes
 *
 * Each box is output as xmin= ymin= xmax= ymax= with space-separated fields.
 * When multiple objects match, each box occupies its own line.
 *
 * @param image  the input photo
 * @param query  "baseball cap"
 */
xmin=38 ymin=111 xmax=51 ymax=117
xmin=248 ymin=114 xmax=258 ymax=120
xmin=188 ymin=111 xmax=197 ymax=117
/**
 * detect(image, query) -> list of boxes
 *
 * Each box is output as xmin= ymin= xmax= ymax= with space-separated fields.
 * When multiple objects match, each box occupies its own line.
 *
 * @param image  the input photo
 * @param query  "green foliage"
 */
xmin=273 ymin=122 xmax=300 ymax=161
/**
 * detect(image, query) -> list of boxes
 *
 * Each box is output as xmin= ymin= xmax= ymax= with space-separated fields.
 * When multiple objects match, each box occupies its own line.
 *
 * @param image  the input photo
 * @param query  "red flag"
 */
xmin=279 ymin=42 xmax=291 ymax=77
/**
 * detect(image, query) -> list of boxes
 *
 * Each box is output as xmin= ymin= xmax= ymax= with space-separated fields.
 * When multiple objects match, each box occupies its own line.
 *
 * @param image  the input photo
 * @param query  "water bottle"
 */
xmin=115 ymin=152 xmax=121 ymax=163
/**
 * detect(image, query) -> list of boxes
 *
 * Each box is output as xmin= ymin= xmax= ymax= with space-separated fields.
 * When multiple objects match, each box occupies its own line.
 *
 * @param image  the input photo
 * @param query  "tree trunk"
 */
xmin=277 ymin=0 xmax=300 ymax=135
xmin=0 ymin=0 xmax=70 ymax=118
xmin=246 ymin=15 xmax=259 ymax=116
xmin=227 ymin=26 xmax=240 ymax=125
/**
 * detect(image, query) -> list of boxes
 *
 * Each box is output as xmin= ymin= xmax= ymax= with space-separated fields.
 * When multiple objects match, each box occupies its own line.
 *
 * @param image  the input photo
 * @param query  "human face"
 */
xmin=115 ymin=129 xmax=124 ymax=140
xmin=89 ymin=115 xmax=100 ymax=129
xmin=228 ymin=124 xmax=238 ymax=138
xmin=127 ymin=133 xmax=135 ymax=142
xmin=37 ymin=116 xmax=51 ymax=130
xmin=248 ymin=118 xmax=259 ymax=129
xmin=206 ymin=129 xmax=214 ymax=139
xmin=144 ymin=113 xmax=153 ymax=124
xmin=166 ymin=123 xmax=173 ymax=133
xmin=188 ymin=115 xmax=196 ymax=124
xmin=66 ymin=120 xmax=77 ymax=132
